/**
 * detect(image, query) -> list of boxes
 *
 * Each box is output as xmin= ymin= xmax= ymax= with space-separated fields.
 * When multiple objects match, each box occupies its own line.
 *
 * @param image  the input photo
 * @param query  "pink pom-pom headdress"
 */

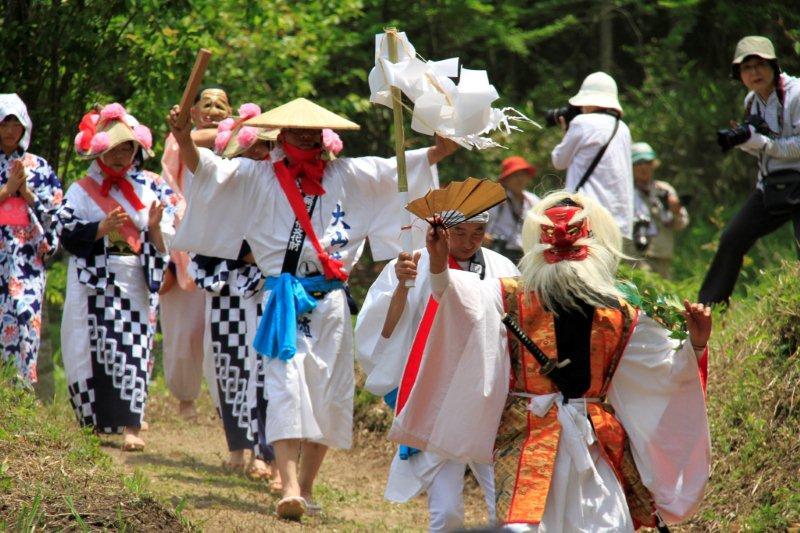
xmin=74 ymin=102 xmax=154 ymax=159
xmin=322 ymin=128 xmax=344 ymax=156
xmin=215 ymin=103 xmax=271 ymax=157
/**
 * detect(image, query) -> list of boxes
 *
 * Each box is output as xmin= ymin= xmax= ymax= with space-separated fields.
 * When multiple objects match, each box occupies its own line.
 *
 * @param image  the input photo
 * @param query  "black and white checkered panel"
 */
xmin=248 ymin=300 xmax=274 ymax=460
xmin=139 ymin=234 xmax=168 ymax=294
xmin=189 ymin=255 xmax=232 ymax=294
xmin=74 ymin=252 xmax=110 ymax=291
xmin=210 ymin=290 xmax=257 ymax=451
xmin=67 ymin=378 xmax=96 ymax=427
xmin=87 ymin=282 xmax=151 ymax=433
xmin=49 ymin=203 xmax=82 ymax=236
xmin=232 ymin=264 xmax=265 ymax=299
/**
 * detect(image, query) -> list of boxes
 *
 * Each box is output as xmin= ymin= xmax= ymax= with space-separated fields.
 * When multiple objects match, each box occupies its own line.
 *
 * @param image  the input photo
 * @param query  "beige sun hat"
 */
xmin=568 ymin=72 xmax=623 ymax=113
xmin=74 ymin=103 xmax=154 ymax=160
xmin=245 ymin=98 xmax=360 ymax=130
xmin=730 ymin=36 xmax=779 ymax=78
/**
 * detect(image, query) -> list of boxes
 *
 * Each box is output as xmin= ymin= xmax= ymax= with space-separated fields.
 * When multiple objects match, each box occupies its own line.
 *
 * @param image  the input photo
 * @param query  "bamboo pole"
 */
xmin=384 ymin=28 xmax=415 ymax=287
xmin=385 ymin=28 xmax=408 ymax=193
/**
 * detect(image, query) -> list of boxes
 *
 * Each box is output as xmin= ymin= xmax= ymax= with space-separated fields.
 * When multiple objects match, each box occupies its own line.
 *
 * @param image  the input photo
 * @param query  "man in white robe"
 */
xmin=356 ymin=211 xmax=519 ymax=532
xmin=166 ymin=98 xmax=455 ymax=519
xmin=390 ymin=191 xmax=711 ymax=531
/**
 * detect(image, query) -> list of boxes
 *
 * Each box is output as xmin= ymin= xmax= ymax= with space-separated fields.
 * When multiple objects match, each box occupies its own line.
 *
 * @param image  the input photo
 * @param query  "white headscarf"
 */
xmin=0 ymin=93 xmax=32 ymax=151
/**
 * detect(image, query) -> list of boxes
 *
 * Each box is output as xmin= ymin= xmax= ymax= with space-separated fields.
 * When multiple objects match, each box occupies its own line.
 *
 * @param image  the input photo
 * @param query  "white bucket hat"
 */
xmin=568 ymin=72 xmax=623 ymax=113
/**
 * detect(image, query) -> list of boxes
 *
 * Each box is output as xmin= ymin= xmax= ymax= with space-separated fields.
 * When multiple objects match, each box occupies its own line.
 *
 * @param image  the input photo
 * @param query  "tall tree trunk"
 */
xmin=600 ymin=0 xmax=613 ymax=73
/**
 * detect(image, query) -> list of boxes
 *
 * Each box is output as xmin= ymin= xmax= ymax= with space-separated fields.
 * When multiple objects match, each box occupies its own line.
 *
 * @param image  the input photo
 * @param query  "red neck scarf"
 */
xmin=96 ymin=160 xmax=145 ymax=211
xmin=280 ymin=141 xmax=326 ymax=196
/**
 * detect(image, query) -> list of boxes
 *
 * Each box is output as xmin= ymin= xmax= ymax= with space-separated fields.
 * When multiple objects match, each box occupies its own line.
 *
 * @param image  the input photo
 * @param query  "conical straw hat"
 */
xmin=245 ymin=98 xmax=360 ymax=130
xmin=221 ymin=127 xmax=279 ymax=158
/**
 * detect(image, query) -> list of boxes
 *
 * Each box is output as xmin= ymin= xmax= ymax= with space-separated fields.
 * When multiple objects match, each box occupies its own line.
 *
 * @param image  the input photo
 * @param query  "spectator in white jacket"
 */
xmin=551 ymin=72 xmax=634 ymax=241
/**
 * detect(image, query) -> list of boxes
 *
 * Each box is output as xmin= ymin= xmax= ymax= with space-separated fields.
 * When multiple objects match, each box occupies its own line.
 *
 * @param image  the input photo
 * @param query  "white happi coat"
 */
xmin=355 ymin=247 xmax=518 ymax=505
xmin=389 ymin=269 xmax=711 ymax=530
xmin=173 ymin=147 xmax=437 ymax=448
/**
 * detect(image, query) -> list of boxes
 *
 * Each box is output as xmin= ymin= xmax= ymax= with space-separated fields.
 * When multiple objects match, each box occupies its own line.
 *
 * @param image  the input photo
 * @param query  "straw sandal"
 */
xmin=276 ymin=496 xmax=306 ymax=520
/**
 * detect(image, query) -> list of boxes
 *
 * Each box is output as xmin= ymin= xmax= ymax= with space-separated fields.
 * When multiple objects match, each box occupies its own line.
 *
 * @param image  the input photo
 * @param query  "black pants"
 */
xmin=698 ymin=189 xmax=800 ymax=304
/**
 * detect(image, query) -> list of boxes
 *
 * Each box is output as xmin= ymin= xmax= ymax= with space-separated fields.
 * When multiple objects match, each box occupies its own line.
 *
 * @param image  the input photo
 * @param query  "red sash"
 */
xmin=273 ymin=161 xmax=347 ymax=281
xmin=0 ymin=196 xmax=30 ymax=226
xmin=77 ymin=176 xmax=142 ymax=253
xmin=396 ymin=256 xmax=462 ymax=414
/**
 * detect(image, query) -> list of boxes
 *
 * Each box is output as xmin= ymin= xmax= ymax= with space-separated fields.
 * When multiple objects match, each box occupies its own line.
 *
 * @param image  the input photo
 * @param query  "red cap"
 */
xmin=499 ymin=156 xmax=537 ymax=181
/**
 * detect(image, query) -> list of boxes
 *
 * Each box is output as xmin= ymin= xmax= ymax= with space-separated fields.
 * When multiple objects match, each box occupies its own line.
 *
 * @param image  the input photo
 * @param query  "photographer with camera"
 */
xmin=699 ymin=36 xmax=800 ymax=305
xmin=631 ymin=142 xmax=689 ymax=279
xmin=550 ymin=72 xmax=634 ymax=241
xmin=485 ymin=156 xmax=540 ymax=264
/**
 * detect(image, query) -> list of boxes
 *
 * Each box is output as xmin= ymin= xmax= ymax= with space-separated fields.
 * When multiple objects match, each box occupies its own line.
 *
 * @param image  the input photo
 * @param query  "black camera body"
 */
xmin=544 ymin=104 xmax=582 ymax=128
xmin=717 ymin=114 xmax=771 ymax=152
xmin=632 ymin=216 xmax=651 ymax=252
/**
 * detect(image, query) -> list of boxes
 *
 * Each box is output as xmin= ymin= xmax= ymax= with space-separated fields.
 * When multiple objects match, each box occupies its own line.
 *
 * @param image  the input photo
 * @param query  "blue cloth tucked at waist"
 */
xmin=252 ymin=273 xmax=343 ymax=361
xmin=383 ymin=388 xmax=420 ymax=461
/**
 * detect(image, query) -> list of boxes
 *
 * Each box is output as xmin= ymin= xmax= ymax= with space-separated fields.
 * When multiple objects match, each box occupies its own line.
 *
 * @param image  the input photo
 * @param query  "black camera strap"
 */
xmin=574 ymin=116 xmax=620 ymax=193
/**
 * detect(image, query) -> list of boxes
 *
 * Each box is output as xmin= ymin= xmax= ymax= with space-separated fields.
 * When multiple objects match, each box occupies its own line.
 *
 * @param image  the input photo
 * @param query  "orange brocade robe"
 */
xmin=495 ymin=278 xmax=657 ymax=527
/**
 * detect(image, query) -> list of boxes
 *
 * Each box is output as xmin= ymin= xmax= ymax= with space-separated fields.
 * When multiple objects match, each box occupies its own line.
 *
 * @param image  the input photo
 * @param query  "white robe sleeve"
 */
xmin=171 ymin=148 xmax=264 ymax=259
xmin=354 ymin=257 xmax=419 ymax=396
xmin=607 ymin=314 xmax=711 ymax=524
xmin=336 ymin=148 xmax=439 ymax=261
xmin=388 ymin=269 xmax=509 ymax=464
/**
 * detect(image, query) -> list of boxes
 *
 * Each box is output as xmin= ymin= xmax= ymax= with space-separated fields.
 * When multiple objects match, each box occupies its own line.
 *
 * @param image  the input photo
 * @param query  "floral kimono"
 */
xmin=0 ymin=95 xmax=63 ymax=384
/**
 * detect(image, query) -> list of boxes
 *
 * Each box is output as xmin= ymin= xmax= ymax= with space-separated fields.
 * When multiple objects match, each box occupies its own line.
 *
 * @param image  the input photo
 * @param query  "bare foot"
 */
xmin=223 ymin=450 xmax=246 ymax=472
xmin=122 ymin=427 xmax=145 ymax=451
xmin=178 ymin=400 xmax=197 ymax=420
xmin=269 ymin=462 xmax=283 ymax=492
xmin=246 ymin=456 xmax=270 ymax=480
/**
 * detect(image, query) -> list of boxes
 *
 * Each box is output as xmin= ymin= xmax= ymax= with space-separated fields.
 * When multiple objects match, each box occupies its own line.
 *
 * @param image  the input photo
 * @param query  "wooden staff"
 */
xmin=384 ymin=27 xmax=415 ymax=287
xmin=176 ymin=48 xmax=212 ymax=128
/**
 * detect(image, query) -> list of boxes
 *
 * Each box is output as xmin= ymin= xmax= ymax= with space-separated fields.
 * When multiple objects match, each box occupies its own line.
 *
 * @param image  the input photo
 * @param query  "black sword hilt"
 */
xmin=501 ymin=313 xmax=571 ymax=376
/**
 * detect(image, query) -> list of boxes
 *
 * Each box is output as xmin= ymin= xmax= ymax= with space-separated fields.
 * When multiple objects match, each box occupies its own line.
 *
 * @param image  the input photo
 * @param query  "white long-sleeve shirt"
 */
xmin=738 ymin=73 xmax=800 ymax=185
xmin=551 ymin=113 xmax=634 ymax=238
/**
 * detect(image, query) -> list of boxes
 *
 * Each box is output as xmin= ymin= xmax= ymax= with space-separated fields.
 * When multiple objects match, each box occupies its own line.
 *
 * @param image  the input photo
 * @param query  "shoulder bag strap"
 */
xmin=574 ymin=116 xmax=620 ymax=192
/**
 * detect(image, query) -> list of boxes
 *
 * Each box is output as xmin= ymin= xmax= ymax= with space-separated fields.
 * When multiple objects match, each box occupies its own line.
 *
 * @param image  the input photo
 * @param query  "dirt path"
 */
xmin=102 ymin=380 xmax=490 ymax=531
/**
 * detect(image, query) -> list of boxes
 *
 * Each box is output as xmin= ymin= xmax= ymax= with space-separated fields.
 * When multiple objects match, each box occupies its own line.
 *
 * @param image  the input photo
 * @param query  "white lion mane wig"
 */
xmin=519 ymin=190 xmax=624 ymax=313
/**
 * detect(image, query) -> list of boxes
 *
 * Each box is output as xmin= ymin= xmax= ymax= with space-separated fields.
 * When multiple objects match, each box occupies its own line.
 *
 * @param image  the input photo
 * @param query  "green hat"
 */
xmin=631 ymin=142 xmax=657 ymax=165
xmin=730 ymin=36 xmax=779 ymax=79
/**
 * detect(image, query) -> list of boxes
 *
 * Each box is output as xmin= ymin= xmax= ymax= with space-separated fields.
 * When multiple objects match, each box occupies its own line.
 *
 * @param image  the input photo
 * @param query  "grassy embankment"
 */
xmin=0 ymin=365 xmax=190 ymax=531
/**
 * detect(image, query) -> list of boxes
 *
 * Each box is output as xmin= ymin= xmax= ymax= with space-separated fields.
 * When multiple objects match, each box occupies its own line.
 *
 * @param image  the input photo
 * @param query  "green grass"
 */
xmin=0 ymin=364 xmax=188 ymax=531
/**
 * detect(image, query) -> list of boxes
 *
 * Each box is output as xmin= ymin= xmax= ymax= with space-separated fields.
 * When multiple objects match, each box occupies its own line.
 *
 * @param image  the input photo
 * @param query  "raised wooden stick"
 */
xmin=176 ymin=48 xmax=212 ymax=128
xmin=384 ymin=28 xmax=415 ymax=287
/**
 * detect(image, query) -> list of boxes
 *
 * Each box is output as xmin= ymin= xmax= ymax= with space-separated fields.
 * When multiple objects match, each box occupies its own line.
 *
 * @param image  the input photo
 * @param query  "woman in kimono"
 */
xmin=167 ymin=97 xmax=455 ymax=519
xmin=189 ymin=104 xmax=277 ymax=480
xmin=391 ymin=191 xmax=711 ymax=531
xmin=0 ymin=93 xmax=63 ymax=385
xmin=60 ymin=103 xmax=176 ymax=451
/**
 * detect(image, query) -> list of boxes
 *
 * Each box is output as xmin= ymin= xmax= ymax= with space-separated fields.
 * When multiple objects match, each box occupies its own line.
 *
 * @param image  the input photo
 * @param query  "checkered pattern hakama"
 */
xmin=64 ymin=240 xmax=166 ymax=434
xmin=208 ymin=287 xmax=255 ymax=451
xmin=248 ymin=299 xmax=274 ymax=461
xmin=192 ymin=256 xmax=271 ymax=456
